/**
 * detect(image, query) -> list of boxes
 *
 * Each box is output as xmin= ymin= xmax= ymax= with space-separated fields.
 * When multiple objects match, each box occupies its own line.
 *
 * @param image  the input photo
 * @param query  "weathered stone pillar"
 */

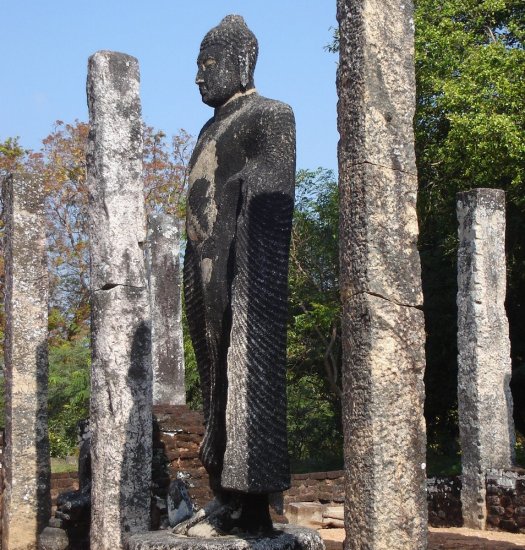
xmin=87 ymin=50 xmax=152 ymax=549
xmin=2 ymin=172 xmax=50 ymax=549
xmin=337 ymin=1 xmax=427 ymax=549
xmin=457 ymin=188 xmax=515 ymax=530
xmin=146 ymin=214 xmax=185 ymax=406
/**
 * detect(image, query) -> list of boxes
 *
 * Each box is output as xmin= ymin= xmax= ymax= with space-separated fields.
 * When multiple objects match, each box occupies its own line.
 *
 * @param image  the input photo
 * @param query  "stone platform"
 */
xmin=127 ymin=525 xmax=324 ymax=550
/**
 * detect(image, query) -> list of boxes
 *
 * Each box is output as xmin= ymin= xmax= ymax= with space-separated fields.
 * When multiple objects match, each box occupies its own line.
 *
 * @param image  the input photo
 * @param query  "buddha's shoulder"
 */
xmin=246 ymin=94 xmax=295 ymax=123
xmin=250 ymin=94 xmax=293 ymax=114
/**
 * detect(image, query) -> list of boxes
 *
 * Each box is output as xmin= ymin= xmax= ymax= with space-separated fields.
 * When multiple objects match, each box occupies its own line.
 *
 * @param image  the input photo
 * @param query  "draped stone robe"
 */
xmin=183 ymin=91 xmax=295 ymax=494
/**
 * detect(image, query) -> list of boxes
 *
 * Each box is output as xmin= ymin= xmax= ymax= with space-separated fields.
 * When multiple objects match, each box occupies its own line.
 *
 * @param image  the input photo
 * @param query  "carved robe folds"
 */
xmin=184 ymin=91 xmax=295 ymax=494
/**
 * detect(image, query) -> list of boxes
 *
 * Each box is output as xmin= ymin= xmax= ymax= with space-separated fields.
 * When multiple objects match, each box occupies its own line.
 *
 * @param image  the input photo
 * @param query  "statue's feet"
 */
xmin=172 ymin=493 xmax=273 ymax=537
xmin=236 ymin=494 xmax=273 ymax=535
xmin=172 ymin=498 xmax=240 ymax=537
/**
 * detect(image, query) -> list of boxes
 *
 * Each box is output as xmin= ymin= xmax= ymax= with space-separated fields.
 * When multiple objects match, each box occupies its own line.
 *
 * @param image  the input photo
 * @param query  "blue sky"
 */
xmin=2 ymin=1 xmax=338 ymax=172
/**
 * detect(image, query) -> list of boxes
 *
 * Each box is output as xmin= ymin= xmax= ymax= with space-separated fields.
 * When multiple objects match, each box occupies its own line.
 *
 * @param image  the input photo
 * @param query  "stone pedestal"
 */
xmin=2 ymin=172 xmax=50 ymax=550
xmin=127 ymin=525 xmax=324 ymax=550
xmin=87 ymin=50 xmax=152 ymax=550
xmin=146 ymin=214 xmax=185 ymax=406
xmin=337 ymin=0 xmax=427 ymax=548
xmin=457 ymin=189 xmax=515 ymax=530
xmin=39 ymin=526 xmax=69 ymax=550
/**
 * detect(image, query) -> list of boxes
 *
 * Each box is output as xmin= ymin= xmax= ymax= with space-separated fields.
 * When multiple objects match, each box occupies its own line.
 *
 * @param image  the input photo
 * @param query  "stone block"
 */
xmin=457 ymin=189 xmax=515 ymax=530
xmin=517 ymin=516 xmax=525 ymax=528
xmin=292 ymin=474 xmax=309 ymax=481
xmin=487 ymin=484 xmax=503 ymax=496
xmin=3 ymin=172 xmax=50 ymax=550
xmin=298 ymin=493 xmax=317 ymax=503
xmin=500 ymin=519 xmax=519 ymax=533
xmin=325 ymin=471 xmax=344 ymax=480
xmin=304 ymin=479 xmax=319 ymax=487
xmin=339 ymin=163 xmax=421 ymax=307
xmin=179 ymin=450 xmax=199 ymax=460
xmin=87 ymin=51 xmax=146 ymax=291
xmin=317 ymin=492 xmax=335 ymax=502
xmin=337 ymin=2 xmax=427 ymax=542
xmin=286 ymin=502 xmax=325 ymax=528
xmin=341 ymin=292 xmax=427 ymax=549
xmin=322 ymin=518 xmax=344 ymax=529
xmin=146 ymin=214 xmax=185 ymax=406
xmin=323 ymin=506 xmax=344 ymax=521
xmin=487 ymin=515 xmax=501 ymax=527
xmin=336 ymin=0 xmax=417 ymax=174
xmin=87 ymin=50 xmax=152 ymax=550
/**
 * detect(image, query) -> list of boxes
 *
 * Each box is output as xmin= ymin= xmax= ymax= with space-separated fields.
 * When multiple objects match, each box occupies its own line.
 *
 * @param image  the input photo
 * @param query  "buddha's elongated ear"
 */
xmin=239 ymin=52 xmax=250 ymax=89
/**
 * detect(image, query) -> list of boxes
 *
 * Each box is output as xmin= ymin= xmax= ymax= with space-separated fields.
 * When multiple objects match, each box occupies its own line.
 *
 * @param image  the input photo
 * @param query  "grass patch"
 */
xmin=51 ymin=457 xmax=78 ymax=474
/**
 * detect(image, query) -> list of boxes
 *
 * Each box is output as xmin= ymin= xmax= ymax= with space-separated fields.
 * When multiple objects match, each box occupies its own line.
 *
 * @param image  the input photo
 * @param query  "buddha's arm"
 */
xmin=221 ymin=100 xmax=296 ymax=493
xmin=229 ymin=99 xmax=296 ymax=363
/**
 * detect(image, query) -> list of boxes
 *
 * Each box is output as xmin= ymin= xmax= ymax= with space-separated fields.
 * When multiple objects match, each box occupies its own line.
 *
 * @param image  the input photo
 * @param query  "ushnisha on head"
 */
xmin=196 ymin=15 xmax=259 ymax=108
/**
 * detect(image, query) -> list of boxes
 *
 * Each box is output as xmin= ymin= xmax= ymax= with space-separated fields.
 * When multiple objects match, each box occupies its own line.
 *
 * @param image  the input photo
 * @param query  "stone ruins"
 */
xmin=457 ymin=189 xmax=515 ymax=530
xmin=87 ymin=51 xmax=152 ymax=549
xmin=1 ymin=6 xmax=520 ymax=550
xmin=2 ymin=173 xmax=50 ymax=550
xmin=337 ymin=0 xmax=428 ymax=548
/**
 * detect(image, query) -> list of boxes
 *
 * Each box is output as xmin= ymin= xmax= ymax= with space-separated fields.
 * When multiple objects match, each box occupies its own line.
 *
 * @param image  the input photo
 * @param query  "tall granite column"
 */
xmin=337 ymin=1 xmax=427 ymax=549
xmin=457 ymin=189 xmax=515 ymax=530
xmin=87 ymin=51 xmax=152 ymax=550
xmin=2 ymin=173 xmax=50 ymax=550
xmin=146 ymin=213 xmax=185 ymax=406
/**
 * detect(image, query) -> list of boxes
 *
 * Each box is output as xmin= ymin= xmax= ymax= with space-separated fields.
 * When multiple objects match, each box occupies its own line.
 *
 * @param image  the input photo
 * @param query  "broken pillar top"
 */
xmin=87 ymin=49 xmax=146 ymax=290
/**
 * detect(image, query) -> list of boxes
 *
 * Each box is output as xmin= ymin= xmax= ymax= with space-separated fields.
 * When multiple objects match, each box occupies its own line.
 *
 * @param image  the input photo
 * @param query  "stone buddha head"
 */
xmin=196 ymin=15 xmax=258 ymax=108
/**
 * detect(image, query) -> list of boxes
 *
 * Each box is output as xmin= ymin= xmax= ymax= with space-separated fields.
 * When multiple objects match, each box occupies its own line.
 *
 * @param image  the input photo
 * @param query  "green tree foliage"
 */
xmin=180 ymin=167 xmax=344 ymax=471
xmin=6 ymin=1 xmax=522 ymax=468
xmin=0 ymin=138 xmax=28 ymax=177
xmin=48 ymin=337 xmax=90 ymax=456
xmin=415 ymin=0 xmax=525 ymax=456
xmin=183 ymin=307 xmax=202 ymax=411
xmin=0 ymin=122 xmax=192 ymax=456
xmin=287 ymin=168 xmax=343 ymax=471
xmin=42 ymin=121 xmax=91 ymax=341
xmin=325 ymin=2 xmax=524 ymax=470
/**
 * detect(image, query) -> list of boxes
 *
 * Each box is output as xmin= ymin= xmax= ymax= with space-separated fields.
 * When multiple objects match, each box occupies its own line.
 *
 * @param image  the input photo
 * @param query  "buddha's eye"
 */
xmin=203 ymin=58 xmax=216 ymax=69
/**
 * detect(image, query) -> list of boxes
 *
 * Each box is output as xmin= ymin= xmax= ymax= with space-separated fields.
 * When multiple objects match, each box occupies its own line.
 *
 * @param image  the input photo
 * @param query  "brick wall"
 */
xmin=50 ymin=472 xmax=79 ymax=513
xmin=153 ymin=405 xmax=213 ymax=508
xmin=285 ymin=471 xmax=345 ymax=507
xmin=427 ymin=476 xmax=462 ymax=527
xmin=3 ymin=411 xmax=525 ymax=535
xmin=154 ymin=409 xmax=347 ymax=510
xmin=285 ymin=472 xmax=463 ymax=529
xmin=486 ymin=468 xmax=525 ymax=532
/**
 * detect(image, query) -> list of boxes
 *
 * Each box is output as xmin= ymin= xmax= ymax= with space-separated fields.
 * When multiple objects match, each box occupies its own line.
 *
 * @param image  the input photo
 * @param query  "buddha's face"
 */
xmin=196 ymin=44 xmax=242 ymax=108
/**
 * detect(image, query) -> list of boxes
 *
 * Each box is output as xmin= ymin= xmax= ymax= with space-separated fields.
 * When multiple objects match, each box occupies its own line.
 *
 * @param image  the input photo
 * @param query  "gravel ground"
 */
xmin=318 ymin=527 xmax=525 ymax=549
